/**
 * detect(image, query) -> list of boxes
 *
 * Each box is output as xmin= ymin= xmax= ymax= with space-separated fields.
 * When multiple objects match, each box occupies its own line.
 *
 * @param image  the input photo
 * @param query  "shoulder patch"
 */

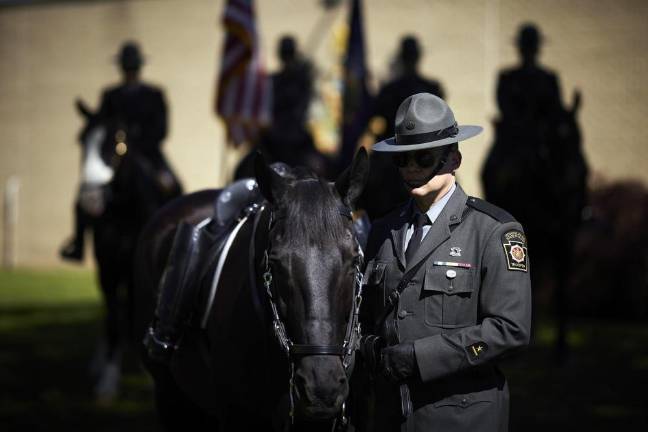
xmin=501 ymin=230 xmax=528 ymax=272
xmin=466 ymin=197 xmax=515 ymax=223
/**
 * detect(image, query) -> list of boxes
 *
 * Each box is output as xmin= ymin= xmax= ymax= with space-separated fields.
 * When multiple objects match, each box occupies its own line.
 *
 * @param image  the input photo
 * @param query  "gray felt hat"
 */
xmin=373 ymin=93 xmax=482 ymax=152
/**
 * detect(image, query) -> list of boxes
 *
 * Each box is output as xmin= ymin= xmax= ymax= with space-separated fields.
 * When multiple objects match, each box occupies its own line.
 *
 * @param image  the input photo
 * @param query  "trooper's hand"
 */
xmin=380 ymin=342 xmax=417 ymax=383
xmin=359 ymin=335 xmax=384 ymax=372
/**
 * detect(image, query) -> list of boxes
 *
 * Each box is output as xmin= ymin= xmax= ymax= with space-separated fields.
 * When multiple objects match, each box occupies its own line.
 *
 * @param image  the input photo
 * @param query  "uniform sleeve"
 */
xmin=148 ymin=89 xmax=168 ymax=148
xmin=413 ymin=221 xmax=532 ymax=382
xmin=98 ymin=89 xmax=113 ymax=119
xmin=496 ymin=72 xmax=512 ymax=119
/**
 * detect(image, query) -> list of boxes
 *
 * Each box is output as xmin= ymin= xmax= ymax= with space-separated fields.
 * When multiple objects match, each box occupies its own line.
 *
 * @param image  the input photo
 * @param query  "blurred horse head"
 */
xmin=75 ymin=99 xmax=129 ymax=217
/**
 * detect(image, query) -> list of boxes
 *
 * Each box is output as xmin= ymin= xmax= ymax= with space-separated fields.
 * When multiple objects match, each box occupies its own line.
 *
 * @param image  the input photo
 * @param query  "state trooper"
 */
xmin=358 ymin=93 xmax=532 ymax=432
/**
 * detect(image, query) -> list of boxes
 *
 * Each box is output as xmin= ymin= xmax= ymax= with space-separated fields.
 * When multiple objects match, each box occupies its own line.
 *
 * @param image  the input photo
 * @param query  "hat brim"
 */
xmin=373 ymin=125 xmax=483 ymax=152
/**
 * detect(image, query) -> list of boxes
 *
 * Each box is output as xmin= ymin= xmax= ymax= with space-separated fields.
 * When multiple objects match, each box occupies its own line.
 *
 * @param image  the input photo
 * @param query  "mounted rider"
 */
xmin=60 ymin=41 xmax=181 ymax=261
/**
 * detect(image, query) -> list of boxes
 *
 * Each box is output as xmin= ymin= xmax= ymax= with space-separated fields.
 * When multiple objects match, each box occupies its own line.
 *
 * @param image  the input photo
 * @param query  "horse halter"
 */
xmin=261 ymin=206 xmax=364 ymax=370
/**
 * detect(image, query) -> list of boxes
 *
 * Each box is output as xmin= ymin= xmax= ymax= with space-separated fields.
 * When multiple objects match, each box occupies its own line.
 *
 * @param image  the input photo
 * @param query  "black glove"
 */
xmin=359 ymin=335 xmax=384 ymax=372
xmin=380 ymin=342 xmax=417 ymax=382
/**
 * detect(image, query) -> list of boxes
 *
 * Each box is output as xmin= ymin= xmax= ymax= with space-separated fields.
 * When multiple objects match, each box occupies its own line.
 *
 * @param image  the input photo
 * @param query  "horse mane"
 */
xmin=276 ymin=168 xmax=347 ymax=247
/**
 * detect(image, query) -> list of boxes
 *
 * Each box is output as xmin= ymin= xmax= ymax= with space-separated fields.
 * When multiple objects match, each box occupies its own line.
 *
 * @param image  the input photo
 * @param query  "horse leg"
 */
xmin=220 ymin=403 xmax=270 ymax=432
xmin=94 ymin=260 xmax=124 ymax=401
xmin=143 ymin=354 xmax=215 ymax=431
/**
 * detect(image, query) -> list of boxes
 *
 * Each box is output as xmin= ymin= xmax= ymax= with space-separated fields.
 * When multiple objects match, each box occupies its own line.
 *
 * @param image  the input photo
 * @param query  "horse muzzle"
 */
xmin=293 ymin=356 xmax=349 ymax=420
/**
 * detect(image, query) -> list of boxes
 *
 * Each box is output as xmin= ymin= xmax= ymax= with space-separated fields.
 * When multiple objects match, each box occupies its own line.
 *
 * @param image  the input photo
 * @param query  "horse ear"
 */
xmin=571 ymin=89 xmax=582 ymax=115
xmin=335 ymin=147 xmax=370 ymax=210
xmin=75 ymin=98 xmax=95 ymax=119
xmin=254 ymin=152 xmax=285 ymax=204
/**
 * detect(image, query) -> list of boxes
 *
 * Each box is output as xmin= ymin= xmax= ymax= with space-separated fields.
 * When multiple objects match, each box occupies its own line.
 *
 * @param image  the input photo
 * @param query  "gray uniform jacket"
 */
xmin=361 ymin=184 xmax=531 ymax=432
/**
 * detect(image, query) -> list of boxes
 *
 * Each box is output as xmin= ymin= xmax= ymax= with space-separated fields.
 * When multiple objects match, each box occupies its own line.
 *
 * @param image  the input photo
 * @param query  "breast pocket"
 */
xmin=423 ymin=265 xmax=476 ymax=328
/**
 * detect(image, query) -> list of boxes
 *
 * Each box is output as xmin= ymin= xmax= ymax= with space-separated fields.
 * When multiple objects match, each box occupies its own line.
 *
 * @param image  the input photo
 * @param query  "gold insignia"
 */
xmin=467 ymin=342 xmax=489 ymax=360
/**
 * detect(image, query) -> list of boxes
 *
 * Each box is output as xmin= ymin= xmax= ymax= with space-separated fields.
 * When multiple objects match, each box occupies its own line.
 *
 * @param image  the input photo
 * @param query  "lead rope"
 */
xmin=288 ymin=362 xmax=296 ymax=426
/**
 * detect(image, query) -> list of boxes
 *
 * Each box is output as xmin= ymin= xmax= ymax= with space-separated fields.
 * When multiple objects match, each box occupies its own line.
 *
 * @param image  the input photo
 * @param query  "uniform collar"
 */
xmin=410 ymin=182 xmax=457 ymax=225
xmin=393 ymin=183 xmax=468 ymax=269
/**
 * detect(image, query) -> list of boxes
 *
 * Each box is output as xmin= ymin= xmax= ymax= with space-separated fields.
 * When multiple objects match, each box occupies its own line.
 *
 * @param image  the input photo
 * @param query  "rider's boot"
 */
xmin=60 ymin=202 xmax=87 ymax=262
xmin=59 ymin=237 xmax=83 ymax=262
xmin=145 ymin=221 xmax=213 ymax=364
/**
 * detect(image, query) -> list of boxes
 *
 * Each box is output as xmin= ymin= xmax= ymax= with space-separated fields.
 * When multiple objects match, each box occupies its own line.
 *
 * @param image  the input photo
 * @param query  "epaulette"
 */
xmin=466 ymin=197 xmax=515 ymax=223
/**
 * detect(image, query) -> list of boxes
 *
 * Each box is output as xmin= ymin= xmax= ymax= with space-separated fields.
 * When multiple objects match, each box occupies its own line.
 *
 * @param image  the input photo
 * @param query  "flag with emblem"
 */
xmin=339 ymin=0 xmax=372 ymax=171
xmin=214 ymin=0 xmax=271 ymax=147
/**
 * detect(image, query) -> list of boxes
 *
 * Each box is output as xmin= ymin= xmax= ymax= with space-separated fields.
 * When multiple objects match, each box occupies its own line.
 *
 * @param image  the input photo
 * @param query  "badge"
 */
xmin=501 ymin=230 xmax=528 ymax=272
xmin=466 ymin=342 xmax=488 ymax=360
xmin=450 ymin=247 xmax=462 ymax=257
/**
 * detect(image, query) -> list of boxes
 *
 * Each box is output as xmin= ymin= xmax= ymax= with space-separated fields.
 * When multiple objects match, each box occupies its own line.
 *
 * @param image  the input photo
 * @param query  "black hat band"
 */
xmin=395 ymin=123 xmax=458 ymax=146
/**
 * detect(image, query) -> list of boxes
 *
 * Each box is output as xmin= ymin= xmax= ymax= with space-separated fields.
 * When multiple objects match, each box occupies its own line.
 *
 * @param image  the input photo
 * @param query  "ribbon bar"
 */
xmin=433 ymin=261 xmax=472 ymax=269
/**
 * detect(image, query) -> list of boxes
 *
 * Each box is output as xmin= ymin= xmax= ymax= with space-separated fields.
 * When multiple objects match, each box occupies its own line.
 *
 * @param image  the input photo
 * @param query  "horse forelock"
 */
xmin=276 ymin=174 xmax=349 ymax=247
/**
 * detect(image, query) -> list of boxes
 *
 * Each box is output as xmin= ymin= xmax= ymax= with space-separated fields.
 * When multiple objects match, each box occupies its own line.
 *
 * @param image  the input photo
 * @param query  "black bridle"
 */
xmin=258 ymin=205 xmax=364 ymax=425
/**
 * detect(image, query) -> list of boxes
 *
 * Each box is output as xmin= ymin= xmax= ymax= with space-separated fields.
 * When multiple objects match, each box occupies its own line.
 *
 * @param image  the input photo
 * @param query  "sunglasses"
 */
xmin=391 ymin=150 xmax=445 ymax=168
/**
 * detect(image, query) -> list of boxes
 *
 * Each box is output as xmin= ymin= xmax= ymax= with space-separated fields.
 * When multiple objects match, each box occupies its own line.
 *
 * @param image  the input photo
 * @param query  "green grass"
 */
xmin=0 ymin=269 xmax=156 ymax=432
xmin=1 ymin=269 xmax=647 ymax=431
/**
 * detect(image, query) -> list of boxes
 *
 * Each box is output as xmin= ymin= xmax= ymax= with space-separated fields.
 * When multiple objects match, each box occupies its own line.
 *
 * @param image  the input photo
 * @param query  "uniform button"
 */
xmin=450 ymin=215 xmax=458 ymax=221
xmin=446 ymin=270 xmax=457 ymax=279
xmin=398 ymin=310 xmax=409 ymax=319
xmin=461 ymin=398 xmax=468 ymax=406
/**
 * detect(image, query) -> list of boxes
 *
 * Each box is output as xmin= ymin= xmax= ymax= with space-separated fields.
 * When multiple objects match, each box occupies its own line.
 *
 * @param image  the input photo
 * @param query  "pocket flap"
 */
xmin=424 ymin=266 xmax=474 ymax=295
xmin=433 ymin=391 xmax=493 ymax=408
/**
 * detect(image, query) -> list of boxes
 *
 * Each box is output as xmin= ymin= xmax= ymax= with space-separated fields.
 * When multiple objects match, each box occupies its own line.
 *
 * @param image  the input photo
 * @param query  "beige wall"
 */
xmin=1 ymin=0 xmax=647 ymax=266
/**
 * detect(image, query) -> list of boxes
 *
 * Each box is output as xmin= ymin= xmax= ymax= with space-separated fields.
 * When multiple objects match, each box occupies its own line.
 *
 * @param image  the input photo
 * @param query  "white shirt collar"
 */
xmin=414 ymin=182 xmax=457 ymax=224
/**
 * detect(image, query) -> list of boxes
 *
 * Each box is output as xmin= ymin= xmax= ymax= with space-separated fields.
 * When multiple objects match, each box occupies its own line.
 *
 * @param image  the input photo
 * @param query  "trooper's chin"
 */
xmin=405 ymin=178 xmax=430 ymax=190
xmin=407 ymin=183 xmax=430 ymax=196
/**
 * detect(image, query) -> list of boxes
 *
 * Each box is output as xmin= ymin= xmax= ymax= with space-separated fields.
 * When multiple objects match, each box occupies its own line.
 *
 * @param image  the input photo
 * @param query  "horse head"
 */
xmin=75 ymin=98 xmax=129 ymax=217
xmin=255 ymin=149 xmax=369 ymax=421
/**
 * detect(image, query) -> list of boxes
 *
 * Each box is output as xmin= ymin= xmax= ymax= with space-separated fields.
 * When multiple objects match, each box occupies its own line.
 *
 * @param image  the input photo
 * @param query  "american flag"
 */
xmin=215 ymin=0 xmax=271 ymax=147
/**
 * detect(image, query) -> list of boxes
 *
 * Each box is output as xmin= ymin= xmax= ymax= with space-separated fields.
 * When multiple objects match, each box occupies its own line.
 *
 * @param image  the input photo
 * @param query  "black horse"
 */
xmin=482 ymin=90 xmax=587 ymax=360
xmin=134 ymin=150 xmax=370 ymax=430
xmin=73 ymin=100 xmax=182 ymax=399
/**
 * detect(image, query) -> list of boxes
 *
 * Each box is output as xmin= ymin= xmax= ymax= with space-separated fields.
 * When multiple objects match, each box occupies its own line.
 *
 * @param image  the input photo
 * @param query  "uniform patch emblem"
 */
xmin=466 ymin=342 xmax=489 ymax=360
xmin=450 ymin=247 xmax=462 ymax=257
xmin=502 ymin=230 xmax=528 ymax=272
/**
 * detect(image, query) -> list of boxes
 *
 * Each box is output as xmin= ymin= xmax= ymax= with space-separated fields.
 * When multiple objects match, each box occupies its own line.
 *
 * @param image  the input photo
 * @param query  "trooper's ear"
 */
xmin=254 ymin=152 xmax=285 ymax=204
xmin=335 ymin=147 xmax=370 ymax=210
xmin=75 ymin=98 xmax=94 ymax=120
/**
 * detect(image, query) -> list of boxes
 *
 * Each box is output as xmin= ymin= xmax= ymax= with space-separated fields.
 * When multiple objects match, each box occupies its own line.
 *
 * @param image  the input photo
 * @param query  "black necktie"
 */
xmin=405 ymin=213 xmax=430 ymax=265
